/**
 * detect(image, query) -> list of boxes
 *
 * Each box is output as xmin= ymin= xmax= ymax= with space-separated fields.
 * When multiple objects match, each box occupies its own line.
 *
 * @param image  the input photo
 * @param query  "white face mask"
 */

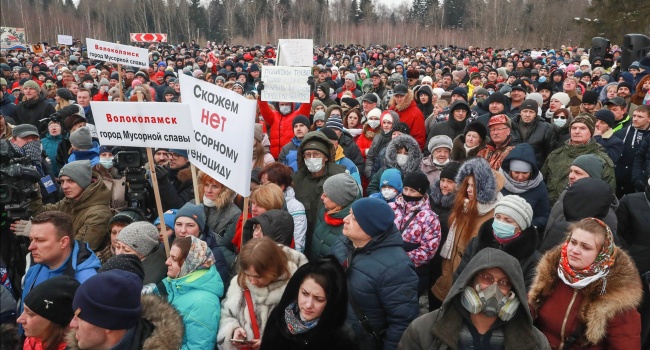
xmin=83 ymin=82 xmax=93 ymax=89
xmin=553 ymin=118 xmax=567 ymax=127
xmin=279 ymin=105 xmax=291 ymax=115
xmin=396 ymin=154 xmax=409 ymax=167
xmin=381 ymin=188 xmax=398 ymax=200
xmin=367 ymin=120 xmax=380 ymax=129
xmin=305 ymin=158 xmax=324 ymax=173
xmin=203 ymin=195 xmax=216 ymax=207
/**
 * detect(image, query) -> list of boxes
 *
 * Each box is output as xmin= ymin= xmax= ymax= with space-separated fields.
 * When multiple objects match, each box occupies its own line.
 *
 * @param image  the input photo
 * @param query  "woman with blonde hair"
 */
xmin=54 ymin=88 xmax=74 ymax=111
xmin=217 ymin=237 xmax=305 ymax=350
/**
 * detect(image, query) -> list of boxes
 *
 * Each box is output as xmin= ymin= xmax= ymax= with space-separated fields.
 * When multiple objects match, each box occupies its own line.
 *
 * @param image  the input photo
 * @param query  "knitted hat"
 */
xmin=254 ymin=124 xmax=264 ymax=143
xmin=582 ymin=90 xmax=599 ymax=105
xmin=320 ymin=127 xmax=339 ymax=141
xmin=350 ymin=198 xmax=395 ymax=237
xmin=292 ymin=115 xmax=311 ymax=129
xmin=313 ymin=111 xmax=326 ymax=122
xmin=98 ymin=254 xmax=145 ymax=282
xmin=519 ymin=99 xmax=538 ymax=113
xmin=345 ymin=73 xmax=356 ymax=81
xmin=168 ymin=149 xmax=188 ymax=158
xmin=473 ymin=87 xmax=489 ymax=97
xmin=56 ymin=88 xmax=74 ymax=101
xmin=23 ymin=80 xmax=41 ymax=93
xmin=572 ymin=154 xmax=605 ymax=179
xmin=551 ymin=92 xmax=570 ymax=107
xmin=403 ymin=171 xmax=430 ymax=195
xmin=323 ymin=173 xmax=359 ymax=207
xmin=72 ymin=270 xmax=142 ymax=330
xmin=464 ymin=121 xmax=488 ymax=140
xmin=451 ymin=87 xmax=468 ymax=101
xmin=175 ymin=203 xmax=206 ymax=232
xmin=24 ymin=276 xmax=80 ymax=326
xmin=153 ymin=209 xmax=178 ymax=231
xmin=108 ymin=209 xmax=144 ymax=227
xmin=570 ymin=114 xmax=595 ymax=136
xmin=59 ymin=160 xmax=92 ymax=189
xmin=312 ymin=100 xmax=325 ymax=110
xmin=325 ymin=115 xmax=344 ymax=131
xmin=393 ymin=122 xmax=411 ymax=135
xmin=427 ymin=135 xmax=453 ymax=153
xmin=367 ymin=108 xmax=382 ymax=120
xmin=69 ymin=126 xmax=92 ymax=150
xmin=494 ymin=195 xmax=533 ymax=230
xmin=379 ymin=168 xmax=403 ymax=192
xmin=13 ymin=124 xmax=39 ymax=138
xmin=595 ymin=109 xmax=616 ymax=128
xmin=486 ymin=92 xmax=508 ymax=106
xmin=440 ymin=162 xmax=461 ymax=181
xmin=509 ymin=159 xmax=533 ymax=173
xmin=117 ymin=222 xmax=159 ymax=257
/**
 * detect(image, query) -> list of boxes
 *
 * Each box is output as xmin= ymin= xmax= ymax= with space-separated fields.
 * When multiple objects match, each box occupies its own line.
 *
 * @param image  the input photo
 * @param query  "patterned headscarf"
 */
xmin=558 ymin=218 xmax=616 ymax=292
xmin=178 ymin=236 xmax=215 ymax=278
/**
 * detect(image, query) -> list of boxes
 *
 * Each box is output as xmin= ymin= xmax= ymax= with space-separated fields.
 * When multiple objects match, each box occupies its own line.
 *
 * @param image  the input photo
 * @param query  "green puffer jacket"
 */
xmin=310 ymin=203 xmax=354 ymax=261
xmin=30 ymin=172 xmax=113 ymax=251
xmin=541 ymin=139 xmax=615 ymax=204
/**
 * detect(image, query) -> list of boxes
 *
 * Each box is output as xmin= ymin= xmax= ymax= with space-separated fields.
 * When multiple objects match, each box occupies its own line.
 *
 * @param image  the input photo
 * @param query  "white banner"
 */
xmin=0 ymin=27 xmax=27 ymax=51
xmin=277 ymin=39 xmax=313 ymax=67
xmin=86 ymin=38 xmax=149 ymax=69
xmin=260 ymin=66 xmax=311 ymax=103
xmin=58 ymin=35 xmax=73 ymax=45
xmin=179 ymin=74 xmax=256 ymax=197
xmin=89 ymin=102 xmax=195 ymax=149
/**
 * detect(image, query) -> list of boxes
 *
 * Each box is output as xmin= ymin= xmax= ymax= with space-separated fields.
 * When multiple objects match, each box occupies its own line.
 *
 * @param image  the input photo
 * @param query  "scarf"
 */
xmin=284 ymin=302 xmax=319 ymax=335
xmin=440 ymin=198 xmax=469 ymax=259
xmin=177 ymin=236 xmax=215 ymax=278
xmin=323 ymin=212 xmax=344 ymax=226
xmin=558 ymin=218 xmax=616 ymax=292
xmin=500 ymin=168 xmax=543 ymax=194
xmin=203 ymin=195 xmax=216 ymax=207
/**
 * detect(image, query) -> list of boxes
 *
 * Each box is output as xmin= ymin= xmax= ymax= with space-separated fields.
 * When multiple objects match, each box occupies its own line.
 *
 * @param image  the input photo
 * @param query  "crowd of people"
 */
xmin=1 ymin=40 xmax=650 ymax=350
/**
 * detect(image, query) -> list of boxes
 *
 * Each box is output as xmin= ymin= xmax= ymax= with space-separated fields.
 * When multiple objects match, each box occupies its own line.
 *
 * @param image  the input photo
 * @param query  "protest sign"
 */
xmin=58 ymin=35 xmax=73 ymax=45
xmin=31 ymin=43 xmax=44 ymax=54
xmin=260 ymin=66 xmax=311 ymax=103
xmin=277 ymin=39 xmax=313 ymax=66
xmin=86 ymin=38 xmax=149 ymax=69
xmin=0 ymin=27 xmax=27 ymax=51
xmin=179 ymin=74 xmax=257 ymax=197
xmin=89 ymin=101 xmax=195 ymax=149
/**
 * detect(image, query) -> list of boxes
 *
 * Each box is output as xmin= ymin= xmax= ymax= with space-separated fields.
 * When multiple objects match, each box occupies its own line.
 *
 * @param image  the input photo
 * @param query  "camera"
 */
xmin=113 ymin=149 xmax=150 ymax=212
xmin=114 ymin=151 xmax=142 ymax=170
xmin=0 ymin=139 xmax=41 ymax=220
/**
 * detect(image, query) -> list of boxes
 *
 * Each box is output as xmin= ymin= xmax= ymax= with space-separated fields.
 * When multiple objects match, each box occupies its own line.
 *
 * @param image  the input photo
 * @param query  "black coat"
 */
xmin=510 ymin=114 xmax=556 ymax=167
xmin=454 ymin=219 xmax=541 ymax=290
xmin=14 ymin=96 xmax=56 ymax=136
xmin=339 ymin=131 xmax=365 ymax=168
xmin=158 ymin=165 xmax=195 ymax=211
xmin=632 ymin=135 xmax=650 ymax=191
xmin=616 ymin=191 xmax=650 ymax=274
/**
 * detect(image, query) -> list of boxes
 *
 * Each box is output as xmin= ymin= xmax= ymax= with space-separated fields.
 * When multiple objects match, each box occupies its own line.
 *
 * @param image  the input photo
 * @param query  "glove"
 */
xmin=307 ymin=76 xmax=315 ymax=93
xmin=13 ymin=220 xmax=32 ymax=237
xmin=257 ymin=80 xmax=265 ymax=93
xmin=154 ymin=165 xmax=169 ymax=182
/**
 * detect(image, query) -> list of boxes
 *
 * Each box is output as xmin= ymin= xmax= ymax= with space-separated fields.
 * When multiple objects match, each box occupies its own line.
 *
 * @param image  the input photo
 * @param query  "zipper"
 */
xmin=559 ymin=289 xmax=579 ymax=349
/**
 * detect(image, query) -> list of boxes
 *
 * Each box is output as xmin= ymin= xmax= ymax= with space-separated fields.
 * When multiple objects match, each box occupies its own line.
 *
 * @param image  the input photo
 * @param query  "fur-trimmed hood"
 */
xmin=66 ymin=294 xmax=184 ymax=350
xmin=324 ymin=104 xmax=343 ymax=120
xmin=528 ymin=245 xmax=643 ymax=346
xmin=388 ymin=88 xmax=415 ymax=111
xmin=455 ymin=157 xmax=502 ymax=204
xmin=384 ymin=134 xmax=422 ymax=172
xmin=631 ymin=74 xmax=650 ymax=105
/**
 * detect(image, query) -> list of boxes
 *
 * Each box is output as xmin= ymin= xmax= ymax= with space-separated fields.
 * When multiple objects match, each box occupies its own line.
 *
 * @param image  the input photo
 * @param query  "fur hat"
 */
xmin=494 ymin=195 xmax=533 ymax=230
xmin=464 ymin=121 xmax=488 ymax=140
xmin=427 ymin=135 xmax=453 ymax=153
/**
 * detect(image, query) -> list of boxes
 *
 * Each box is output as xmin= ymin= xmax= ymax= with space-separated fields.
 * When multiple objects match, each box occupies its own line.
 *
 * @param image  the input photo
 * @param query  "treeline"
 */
xmin=1 ymin=0 xmax=648 ymax=49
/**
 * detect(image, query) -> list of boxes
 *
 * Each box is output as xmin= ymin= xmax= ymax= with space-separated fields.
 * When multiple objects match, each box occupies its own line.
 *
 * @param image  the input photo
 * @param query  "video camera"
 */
xmin=113 ymin=149 xmax=149 ymax=211
xmin=0 ymin=139 xmax=41 ymax=221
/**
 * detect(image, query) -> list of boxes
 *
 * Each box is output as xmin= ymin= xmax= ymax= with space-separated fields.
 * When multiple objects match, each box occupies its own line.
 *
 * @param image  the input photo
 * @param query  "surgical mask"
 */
xmin=279 ymin=105 xmax=291 ymax=115
xmin=381 ymin=188 xmax=397 ymax=200
xmin=367 ymin=120 xmax=380 ymax=129
xmin=203 ymin=195 xmax=216 ymax=207
xmin=461 ymin=283 xmax=520 ymax=321
xmin=84 ymin=82 xmax=93 ymax=89
xmin=305 ymin=158 xmax=324 ymax=173
xmin=553 ymin=118 xmax=567 ymax=127
xmin=396 ymin=154 xmax=409 ymax=167
xmin=492 ymin=219 xmax=518 ymax=239
xmin=57 ymin=75 xmax=62 ymax=81
xmin=99 ymin=157 xmax=114 ymax=169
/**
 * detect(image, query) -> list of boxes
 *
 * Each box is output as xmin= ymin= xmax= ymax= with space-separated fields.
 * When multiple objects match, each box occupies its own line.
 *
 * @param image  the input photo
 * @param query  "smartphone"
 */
xmin=230 ymin=339 xmax=254 ymax=344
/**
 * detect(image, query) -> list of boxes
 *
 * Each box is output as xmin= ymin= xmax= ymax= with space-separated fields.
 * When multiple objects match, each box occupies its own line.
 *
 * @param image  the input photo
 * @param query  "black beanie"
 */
xmin=320 ymin=127 xmax=339 ymax=141
xmin=98 ymin=254 xmax=146 ymax=282
xmin=24 ymin=276 xmax=80 ymax=326
xmin=403 ymin=171 xmax=430 ymax=195
xmin=292 ymin=115 xmax=311 ymax=129
xmin=440 ymin=161 xmax=461 ymax=181
xmin=393 ymin=122 xmax=411 ymax=135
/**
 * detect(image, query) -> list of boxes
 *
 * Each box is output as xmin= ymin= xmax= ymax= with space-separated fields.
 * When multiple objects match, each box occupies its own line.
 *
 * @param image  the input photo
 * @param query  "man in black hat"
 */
xmin=509 ymin=79 xmax=528 ymax=114
xmin=580 ymin=90 xmax=601 ymax=115
xmin=606 ymin=96 xmax=631 ymax=132
xmin=593 ymin=109 xmax=624 ymax=164
xmin=510 ymin=99 xmax=555 ymax=166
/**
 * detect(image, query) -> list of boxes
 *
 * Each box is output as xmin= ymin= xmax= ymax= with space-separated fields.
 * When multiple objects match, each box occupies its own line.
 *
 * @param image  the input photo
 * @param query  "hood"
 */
xmin=384 ymin=134 xmax=422 ymax=172
xmin=297 ymin=131 xmax=336 ymax=168
xmin=324 ymin=104 xmax=343 ymax=120
xmin=73 ymin=240 xmax=102 ymax=272
xmin=243 ymin=209 xmax=294 ymax=247
xmin=71 ymin=172 xmax=112 ymax=211
xmin=165 ymin=265 xmax=224 ymax=297
xmin=598 ymin=81 xmax=619 ymax=102
xmin=416 ymin=85 xmax=433 ymax=105
xmin=501 ymin=143 xmax=540 ymax=178
xmin=456 ymin=157 xmax=501 ymax=204
xmin=563 ymin=177 xmax=613 ymax=221
xmin=445 ymin=248 xmax=533 ymax=325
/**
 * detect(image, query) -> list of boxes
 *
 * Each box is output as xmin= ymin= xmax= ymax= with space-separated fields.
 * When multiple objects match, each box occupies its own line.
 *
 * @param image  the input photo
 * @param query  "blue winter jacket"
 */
xmin=279 ymin=137 xmax=301 ymax=172
xmin=331 ymin=225 xmax=419 ymax=350
xmin=164 ymin=265 xmax=224 ymax=350
xmin=68 ymin=140 xmax=100 ymax=166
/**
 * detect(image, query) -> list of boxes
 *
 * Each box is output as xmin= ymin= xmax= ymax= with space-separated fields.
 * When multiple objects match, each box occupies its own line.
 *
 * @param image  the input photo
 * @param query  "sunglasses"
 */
xmin=554 ymin=115 xmax=568 ymax=119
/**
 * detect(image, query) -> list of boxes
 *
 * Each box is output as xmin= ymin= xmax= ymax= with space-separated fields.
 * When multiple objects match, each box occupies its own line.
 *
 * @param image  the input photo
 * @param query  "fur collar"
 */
xmin=176 ymin=166 xmax=193 ymax=183
xmin=66 ymin=295 xmax=184 ymax=350
xmin=528 ymin=246 xmax=643 ymax=345
xmin=430 ymin=180 xmax=456 ymax=208
xmin=389 ymin=89 xmax=415 ymax=111
xmin=456 ymin=158 xmax=501 ymax=204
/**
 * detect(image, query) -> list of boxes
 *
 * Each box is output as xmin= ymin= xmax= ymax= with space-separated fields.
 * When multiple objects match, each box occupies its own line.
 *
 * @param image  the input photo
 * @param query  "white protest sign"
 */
xmin=260 ymin=66 xmax=311 ymax=103
xmin=89 ymin=102 xmax=195 ymax=149
xmin=58 ymin=35 xmax=73 ymax=45
xmin=86 ymin=38 xmax=149 ymax=69
xmin=179 ymin=74 xmax=256 ymax=197
xmin=277 ymin=39 xmax=313 ymax=66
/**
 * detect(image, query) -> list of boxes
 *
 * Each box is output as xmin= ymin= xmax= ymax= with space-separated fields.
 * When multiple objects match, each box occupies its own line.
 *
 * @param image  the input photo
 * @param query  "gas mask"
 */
xmin=461 ymin=283 xmax=520 ymax=321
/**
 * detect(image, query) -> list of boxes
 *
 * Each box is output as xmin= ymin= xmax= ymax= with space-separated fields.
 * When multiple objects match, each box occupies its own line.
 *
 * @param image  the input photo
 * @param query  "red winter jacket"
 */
xmin=258 ymin=96 xmax=313 ymax=158
xmin=388 ymin=91 xmax=426 ymax=150
xmin=92 ymin=91 xmax=108 ymax=101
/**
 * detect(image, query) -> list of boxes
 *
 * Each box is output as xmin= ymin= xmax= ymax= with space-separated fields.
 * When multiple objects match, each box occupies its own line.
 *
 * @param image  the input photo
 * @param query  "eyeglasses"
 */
xmin=303 ymin=151 xmax=324 ymax=159
xmin=476 ymin=272 xmax=512 ymax=288
xmin=169 ymin=153 xmax=182 ymax=160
